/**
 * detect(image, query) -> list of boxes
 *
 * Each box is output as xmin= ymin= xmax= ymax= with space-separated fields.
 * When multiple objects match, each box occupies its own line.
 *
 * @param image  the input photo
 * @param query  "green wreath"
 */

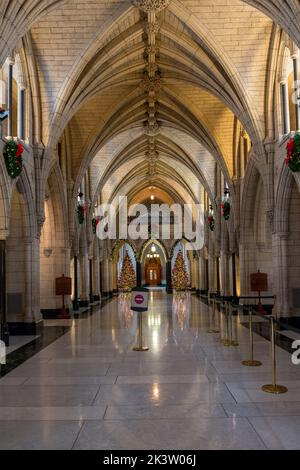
xmin=286 ymin=134 xmax=300 ymax=172
xmin=3 ymin=140 xmax=24 ymax=179
xmin=77 ymin=204 xmax=85 ymax=225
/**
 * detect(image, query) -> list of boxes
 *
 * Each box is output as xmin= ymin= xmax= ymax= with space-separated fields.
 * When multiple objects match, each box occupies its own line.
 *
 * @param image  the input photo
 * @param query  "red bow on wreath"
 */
xmin=16 ymin=144 xmax=24 ymax=158
xmin=286 ymin=139 xmax=294 ymax=165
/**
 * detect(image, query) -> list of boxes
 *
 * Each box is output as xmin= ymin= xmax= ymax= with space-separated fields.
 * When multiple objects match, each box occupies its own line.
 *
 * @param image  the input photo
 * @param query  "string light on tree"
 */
xmin=172 ymin=250 xmax=189 ymax=291
xmin=118 ymin=252 xmax=136 ymax=292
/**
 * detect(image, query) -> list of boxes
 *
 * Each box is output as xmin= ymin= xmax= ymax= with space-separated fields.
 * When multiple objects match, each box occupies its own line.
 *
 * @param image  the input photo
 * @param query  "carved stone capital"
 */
xmin=133 ymin=0 xmax=171 ymax=12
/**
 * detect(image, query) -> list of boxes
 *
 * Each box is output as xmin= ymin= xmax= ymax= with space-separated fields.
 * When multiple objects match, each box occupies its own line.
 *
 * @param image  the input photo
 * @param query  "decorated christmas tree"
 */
xmin=172 ymin=250 xmax=189 ymax=291
xmin=118 ymin=252 xmax=136 ymax=292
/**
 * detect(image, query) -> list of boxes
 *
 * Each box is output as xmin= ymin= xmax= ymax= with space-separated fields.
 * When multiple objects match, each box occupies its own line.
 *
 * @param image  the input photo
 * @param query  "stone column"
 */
xmin=280 ymin=80 xmax=290 ymax=134
xmin=102 ymin=258 xmax=110 ymax=297
xmin=89 ymin=258 xmax=93 ymax=303
xmin=73 ymin=255 xmax=79 ymax=311
xmin=24 ymin=237 xmax=42 ymax=326
xmin=292 ymin=52 xmax=300 ymax=131
xmin=208 ymin=250 xmax=215 ymax=294
xmin=17 ymin=83 xmax=26 ymax=140
xmin=274 ymin=232 xmax=289 ymax=317
xmin=198 ymin=252 xmax=206 ymax=293
xmin=79 ymin=252 xmax=89 ymax=305
xmin=231 ymin=253 xmax=237 ymax=297
xmin=220 ymin=250 xmax=230 ymax=296
xmin=0 ymin=240 xmax=9 ymax=345
xmin=93 ymin=256 xmax=101 ymax=301
xmin=7 ymin=56 xmax=14 ymax=137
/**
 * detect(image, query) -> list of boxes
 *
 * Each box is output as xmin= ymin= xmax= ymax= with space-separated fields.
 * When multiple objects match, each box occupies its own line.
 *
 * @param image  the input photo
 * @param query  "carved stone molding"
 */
xmin=133 ymin=0 xmax=171 ymax=12
xmin=266 ymin=209 xmax=274 ymax=226
xmin=144 ymin=20 xmax=161 ymax=35
xmin=140 ymin=72 xmax=162 ymax=94
xmin=144 ymin=122 xmax=160 ymax=136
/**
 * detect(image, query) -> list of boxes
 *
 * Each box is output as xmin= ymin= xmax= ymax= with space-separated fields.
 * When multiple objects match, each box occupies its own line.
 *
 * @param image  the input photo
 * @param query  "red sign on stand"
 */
xmin=56 ymin=274 xmax=72 ymax=319
xmin=250 ymin=271 xmax=268 ymax=314
xmin=250 ymin=272 xmax=268 ymax=293
xmin=131 ymin=288 xmax=149 ymax=312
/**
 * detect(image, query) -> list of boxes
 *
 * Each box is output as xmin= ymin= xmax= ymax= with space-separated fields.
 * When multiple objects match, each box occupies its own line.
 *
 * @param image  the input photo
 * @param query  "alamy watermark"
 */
xmin=0 ymin=340 xmax=6 ymax=365
xmin=94 ymin=196 xmax=204 ymax=251
xmin=292 ymin=340 xmax=300 ymax=365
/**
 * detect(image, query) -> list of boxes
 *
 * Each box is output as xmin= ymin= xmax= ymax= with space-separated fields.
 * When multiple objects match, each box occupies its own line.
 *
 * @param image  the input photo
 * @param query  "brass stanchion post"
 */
xmin=242 ymin=307 xmax=262 ymax=366
xmin=133 ymin=312 xmax=149 ymax=352
xmin=262 ymin=316 xmax=288 ymax=394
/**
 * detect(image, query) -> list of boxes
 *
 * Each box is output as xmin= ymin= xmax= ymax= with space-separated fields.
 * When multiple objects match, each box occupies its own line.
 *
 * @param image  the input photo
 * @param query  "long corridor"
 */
xmin=0 ymin=292 xmax=299 ymax=450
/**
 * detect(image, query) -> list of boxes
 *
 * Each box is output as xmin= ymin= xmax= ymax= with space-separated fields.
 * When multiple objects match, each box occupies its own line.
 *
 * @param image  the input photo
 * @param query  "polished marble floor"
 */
xmin=0 ymin=291 xmax=300 ymax=450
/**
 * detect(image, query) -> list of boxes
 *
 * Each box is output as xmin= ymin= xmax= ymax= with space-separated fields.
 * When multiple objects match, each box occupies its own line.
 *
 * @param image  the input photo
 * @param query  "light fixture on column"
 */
xmin=208 ymin=205 xmax=215 ymax=232
xmin=221 ymin=187 xmax=231 ymax=221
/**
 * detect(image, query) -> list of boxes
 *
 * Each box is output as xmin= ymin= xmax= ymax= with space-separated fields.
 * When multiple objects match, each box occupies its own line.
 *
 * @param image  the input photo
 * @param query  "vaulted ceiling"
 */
xmin=0 ymin=0 xmax=295 ymax=207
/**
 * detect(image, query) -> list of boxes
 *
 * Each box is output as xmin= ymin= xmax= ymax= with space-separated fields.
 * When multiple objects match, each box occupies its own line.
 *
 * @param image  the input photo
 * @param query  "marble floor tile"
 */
xmin=0 ymin=406 xmax=106 ymax=421
xmin=7 ymin=363 xmax=110 ymax=378
xmin=223 ymin=402 xmax=300 ymax=418
xmin=94 ymin=382 xmax=235 ymax=406
xmin=0 ymin=377 xmax=28 ymax=386
xmin=74 ymin=418 xmax=266 ymax=450
xmin=249 ymin=416 xmax=300 ymax=449
xmin=225 ymin=380 xmax=300 ymax=403
xmin=107 ymin=362 xmax=216 ymax=376
xmin=0 ymin=421 xmax=82 ymax=450
xmin=24 ymin=376 xmax=117 ymax=386
xmin=116 ymin=374 xmax=209 ymax=384
xmin=105 ymin=403 xmax=226 ymax=420
xmin=0 ymin=385 xmax=100 ymax=406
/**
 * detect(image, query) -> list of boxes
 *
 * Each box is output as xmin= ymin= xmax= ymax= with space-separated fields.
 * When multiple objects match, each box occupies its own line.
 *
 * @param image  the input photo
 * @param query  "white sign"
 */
xmin=0 ymin=340 xmax=6 ymax=365
xmin=131 ymin=290 xmax=149 ymax=312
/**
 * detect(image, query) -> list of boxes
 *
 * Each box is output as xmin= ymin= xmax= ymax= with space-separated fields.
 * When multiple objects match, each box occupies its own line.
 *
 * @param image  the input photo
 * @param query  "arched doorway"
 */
xmin=140 ymin=240 xmax=167 ymax=288
xmin=145 ymin=255 xmax=162 ymax=286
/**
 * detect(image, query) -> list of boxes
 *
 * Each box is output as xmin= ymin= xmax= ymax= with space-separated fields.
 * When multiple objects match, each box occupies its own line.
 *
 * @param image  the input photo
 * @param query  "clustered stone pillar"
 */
xmin=0 ymin=240 xmax=9 ymax=345
xmin=79 ymin=251 xmax=90 ymax=306
xmin=274 ymin=232 xmax=290 ymax=316
xmin=24 ymin=236 xmax=42 ymax=328
xmin=18 ymin=83 xmax=26 ymax=140
xmin=280 ymin=80 xmax=290 ymax=135
xmin=7 ymin=56 xmax=14 ymax=137
xmin=73 ymin=254 xmax=79 ymax=311
xmin=292 ymin=51 xmax=300 ymax=131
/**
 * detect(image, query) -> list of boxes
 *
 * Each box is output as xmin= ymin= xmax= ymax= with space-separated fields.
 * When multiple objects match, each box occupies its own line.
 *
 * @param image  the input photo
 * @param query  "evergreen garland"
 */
xmin=77 ymin=204 xmax=85 ymax=225
xmin=3 ymin=140 xmax=24 ymax=179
